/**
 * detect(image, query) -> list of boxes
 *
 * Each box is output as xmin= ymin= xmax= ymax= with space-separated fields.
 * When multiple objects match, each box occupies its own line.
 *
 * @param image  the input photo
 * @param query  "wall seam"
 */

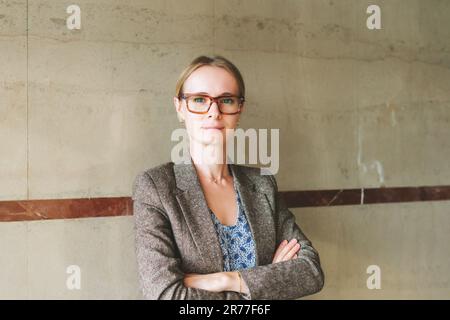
xmin=213 ymin=0 xmax=215 ymax=53
xmin=26 ymin=0 xmax=30 ymax=299
xmin=26 ymin=0 xmax=29 ymax=200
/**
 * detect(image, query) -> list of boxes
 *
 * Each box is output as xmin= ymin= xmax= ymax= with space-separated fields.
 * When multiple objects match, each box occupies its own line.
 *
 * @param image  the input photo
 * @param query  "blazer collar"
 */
xmin=173 ymin=158 xmax=276 ymax=272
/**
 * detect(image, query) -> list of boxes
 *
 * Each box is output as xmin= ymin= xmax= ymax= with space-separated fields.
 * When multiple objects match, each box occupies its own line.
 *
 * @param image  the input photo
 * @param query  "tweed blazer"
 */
xmin=132 ymin=159 xmax=324 ymax=300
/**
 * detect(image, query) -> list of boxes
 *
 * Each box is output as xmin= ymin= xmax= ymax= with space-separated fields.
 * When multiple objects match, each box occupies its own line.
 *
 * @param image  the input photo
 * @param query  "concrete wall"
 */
xmin=1 ymin=0 xmax=449 ymax=298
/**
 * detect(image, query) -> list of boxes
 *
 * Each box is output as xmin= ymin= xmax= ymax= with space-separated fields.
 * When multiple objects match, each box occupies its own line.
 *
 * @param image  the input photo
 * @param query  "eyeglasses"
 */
xmin=179 ymin=93 xmax=245 ymax=115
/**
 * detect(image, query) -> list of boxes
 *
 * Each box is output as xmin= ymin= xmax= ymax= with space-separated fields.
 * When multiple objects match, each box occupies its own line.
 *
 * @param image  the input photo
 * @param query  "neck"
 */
xmin=189 ymin=140 xmax=231 ymax=183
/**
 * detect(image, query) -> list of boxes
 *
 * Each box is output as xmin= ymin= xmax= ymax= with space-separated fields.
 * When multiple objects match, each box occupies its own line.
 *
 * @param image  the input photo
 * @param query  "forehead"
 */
xmin=183 ymin=66 xmax=239 ymax=95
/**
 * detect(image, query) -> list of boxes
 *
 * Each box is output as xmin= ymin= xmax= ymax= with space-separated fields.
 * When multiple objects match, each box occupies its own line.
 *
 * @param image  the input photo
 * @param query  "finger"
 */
xmin=294 ymin=254 xmax=298 ymax=259
xmin=272 ymin=240 xmax=288 ymax=263
xmin=277 ymin=238 xmax=298 ymax=261
xmin=276 ymin=239 xmax=295 ymax=262
xmin=283 ymin=243 xmax=301 ymax=261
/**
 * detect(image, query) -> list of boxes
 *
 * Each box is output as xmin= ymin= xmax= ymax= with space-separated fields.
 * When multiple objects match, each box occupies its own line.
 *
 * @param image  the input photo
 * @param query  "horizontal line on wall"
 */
xmin=0 ymin=197 xmax=133 ymax=222
xmin=282 ymin=185 xmax=450 ymax=208
xmin=0 ymin=185 xmax=449 ymax=222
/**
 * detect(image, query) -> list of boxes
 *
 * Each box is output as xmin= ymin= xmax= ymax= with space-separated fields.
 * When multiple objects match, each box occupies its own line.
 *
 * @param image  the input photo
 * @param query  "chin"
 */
xmin=198 ymin=132 xmax=225 ymax=146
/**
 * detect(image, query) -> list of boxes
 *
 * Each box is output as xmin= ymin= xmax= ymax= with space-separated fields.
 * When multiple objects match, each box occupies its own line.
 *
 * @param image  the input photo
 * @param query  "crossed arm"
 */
xmin=133 ymin=172 xmax=324 ymax=300
xmin=182 ymin=238 xmax=303 ymax=296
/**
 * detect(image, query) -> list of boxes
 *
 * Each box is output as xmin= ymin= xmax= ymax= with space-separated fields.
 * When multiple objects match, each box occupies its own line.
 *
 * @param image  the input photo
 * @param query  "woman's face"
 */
xmin=173 ymin=66 xmax=243 ymax=147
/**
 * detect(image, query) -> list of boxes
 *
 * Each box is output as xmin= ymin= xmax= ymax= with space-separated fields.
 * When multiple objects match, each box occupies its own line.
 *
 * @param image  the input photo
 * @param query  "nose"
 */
xmin=208 ymin=101 xmax=222 ymax=118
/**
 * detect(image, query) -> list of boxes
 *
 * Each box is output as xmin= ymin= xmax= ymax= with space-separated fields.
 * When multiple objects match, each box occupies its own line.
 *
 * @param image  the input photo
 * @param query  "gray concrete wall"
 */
xmin=1 ymin=0 xmax=449 ymax=299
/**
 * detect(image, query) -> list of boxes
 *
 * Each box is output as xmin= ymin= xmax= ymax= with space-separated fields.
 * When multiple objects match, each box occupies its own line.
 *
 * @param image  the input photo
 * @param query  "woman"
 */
xmin=132 ymin=55 xmax=324 ymax=300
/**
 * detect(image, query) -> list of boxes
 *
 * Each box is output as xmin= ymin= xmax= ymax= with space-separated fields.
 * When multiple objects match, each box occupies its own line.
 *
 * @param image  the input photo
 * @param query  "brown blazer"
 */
xmin=132 ymin=159 xmax=324 ymax=300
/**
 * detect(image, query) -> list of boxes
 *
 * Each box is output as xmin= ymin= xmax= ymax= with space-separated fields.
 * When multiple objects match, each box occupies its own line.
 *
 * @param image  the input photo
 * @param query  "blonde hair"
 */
xmin=175 ymin=55 xmax=246 ymax=122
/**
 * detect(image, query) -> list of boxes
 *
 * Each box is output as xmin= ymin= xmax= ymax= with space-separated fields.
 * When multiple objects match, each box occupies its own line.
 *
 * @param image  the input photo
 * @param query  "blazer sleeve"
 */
xmin=238 ymin=174 xmax=325 ymax=300
xmin=132 ymin=171 xmax=245 ymax=300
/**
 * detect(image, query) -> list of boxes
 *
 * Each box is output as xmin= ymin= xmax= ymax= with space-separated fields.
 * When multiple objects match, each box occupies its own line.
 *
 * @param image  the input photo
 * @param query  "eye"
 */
xmin=193 ymin=96 xmax=206 ymax=103
xmin=220 ymin=97 xmax=235 ymax=104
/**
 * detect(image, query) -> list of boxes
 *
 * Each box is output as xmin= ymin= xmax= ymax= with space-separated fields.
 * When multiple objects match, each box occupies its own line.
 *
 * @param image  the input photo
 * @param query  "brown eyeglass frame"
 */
xmin=179 ymin=93 xmax=245 ymax=115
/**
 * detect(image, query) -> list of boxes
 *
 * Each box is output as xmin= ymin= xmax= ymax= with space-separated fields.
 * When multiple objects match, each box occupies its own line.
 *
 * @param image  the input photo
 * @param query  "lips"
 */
xmin=202 ymin=125 xmax=224 ymax=130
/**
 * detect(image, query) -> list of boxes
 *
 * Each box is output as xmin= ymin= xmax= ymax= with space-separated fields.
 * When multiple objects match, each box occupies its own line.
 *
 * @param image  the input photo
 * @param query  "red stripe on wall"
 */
xmin=0 ymin=197 xmax=132 ymax=222
xmin=1 ymin=185 xmax=449 ymax=222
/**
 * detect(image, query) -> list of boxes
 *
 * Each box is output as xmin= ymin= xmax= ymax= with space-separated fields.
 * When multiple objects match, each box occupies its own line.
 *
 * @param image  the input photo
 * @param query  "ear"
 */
xmin=173 ymin=96 xmax=180 ymax=111
xmin=173 ymin=96 xmax=185 ymax=122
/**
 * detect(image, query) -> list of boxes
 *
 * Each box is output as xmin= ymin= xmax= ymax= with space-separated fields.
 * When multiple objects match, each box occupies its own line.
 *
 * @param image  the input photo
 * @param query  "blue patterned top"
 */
xmin=209 ymin=184 xmax=257 ymax=272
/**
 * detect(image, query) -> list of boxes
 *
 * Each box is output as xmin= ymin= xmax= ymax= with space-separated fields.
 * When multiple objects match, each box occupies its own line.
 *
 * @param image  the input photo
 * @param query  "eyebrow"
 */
xmin=192 ymin=92 xmax=236 ymax=96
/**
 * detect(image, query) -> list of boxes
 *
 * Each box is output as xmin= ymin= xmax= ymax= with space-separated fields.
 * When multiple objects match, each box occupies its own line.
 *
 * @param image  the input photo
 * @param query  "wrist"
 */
xmin=222 ymin=271 xmax=240 ymax=292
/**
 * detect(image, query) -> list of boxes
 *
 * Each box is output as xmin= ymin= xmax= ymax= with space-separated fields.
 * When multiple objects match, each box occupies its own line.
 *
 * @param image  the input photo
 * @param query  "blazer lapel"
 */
xmin=229 ymin=165 xmax=276 ymax=266
xmin=173 ymin=159 xmax=224 ymax=272
xmin=173 ymin=158 xmax=276 ymax=271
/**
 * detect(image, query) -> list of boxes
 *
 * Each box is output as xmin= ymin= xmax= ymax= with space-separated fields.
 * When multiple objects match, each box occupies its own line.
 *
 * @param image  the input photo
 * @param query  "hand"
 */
xmin=183 ymin=272 xmax=227 ymax=292
xmin=272 ymin=238 xmax=301 ymax=263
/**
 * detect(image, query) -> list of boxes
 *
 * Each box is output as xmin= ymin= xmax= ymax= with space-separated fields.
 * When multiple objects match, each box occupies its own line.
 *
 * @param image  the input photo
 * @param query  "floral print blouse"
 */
xmin=209 ymin=183 xmax=257 ymax=272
